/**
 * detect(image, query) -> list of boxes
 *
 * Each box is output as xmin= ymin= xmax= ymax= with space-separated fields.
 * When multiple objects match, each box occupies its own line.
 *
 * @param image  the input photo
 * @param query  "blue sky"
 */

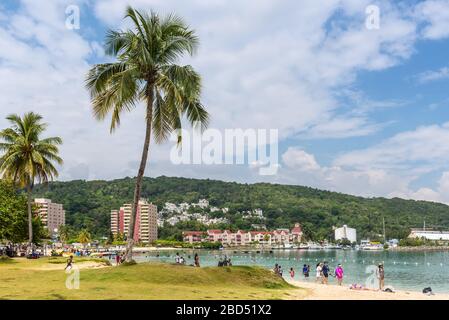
xmin=2 ymin=0 xmax=449 ymax=203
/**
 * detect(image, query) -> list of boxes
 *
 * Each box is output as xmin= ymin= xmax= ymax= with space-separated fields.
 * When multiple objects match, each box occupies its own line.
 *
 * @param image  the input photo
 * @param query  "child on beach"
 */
xmin=335 ymin=264 xmax=344 ymax=286
xmin=290 ymin=267 xmax=295 ymax=279
xmin=316 ymin=263 xmax=322 ymax=283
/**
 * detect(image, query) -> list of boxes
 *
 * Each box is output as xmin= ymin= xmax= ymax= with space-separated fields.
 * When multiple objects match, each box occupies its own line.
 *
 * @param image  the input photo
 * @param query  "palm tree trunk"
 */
xmin=124 ymin=85 xmax=154 ymax=262
xmin=26 ymin=184 xmax=33 ymax=253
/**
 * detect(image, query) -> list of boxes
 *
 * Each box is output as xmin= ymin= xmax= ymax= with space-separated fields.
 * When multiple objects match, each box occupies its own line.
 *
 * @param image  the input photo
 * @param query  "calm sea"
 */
xmin=121 ymin=249 xmax=449 ymax=293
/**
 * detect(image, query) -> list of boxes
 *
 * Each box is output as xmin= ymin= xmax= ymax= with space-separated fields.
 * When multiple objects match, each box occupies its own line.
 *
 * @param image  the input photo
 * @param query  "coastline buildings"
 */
xmin=111 ymin=199 xmax=158 ymax=244
xmin=183 ymin=223 xmax=303 ymax=246
xmin=408 ymin=229 xmax=449 ymax=241
xmin=334 ymin=225 xmax=357 ymax=243
xmin=34 ymin=198 xmax=65 ymax=235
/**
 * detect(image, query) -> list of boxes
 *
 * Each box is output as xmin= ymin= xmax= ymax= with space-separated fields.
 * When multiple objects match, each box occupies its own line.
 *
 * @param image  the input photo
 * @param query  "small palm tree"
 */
xmin=86 ymin=7 xmax=209 ymax=261
xmin=0 ymin=112 xmax=63 ymax=251
xmin=77 ymin=229 xmax=91 ymax=246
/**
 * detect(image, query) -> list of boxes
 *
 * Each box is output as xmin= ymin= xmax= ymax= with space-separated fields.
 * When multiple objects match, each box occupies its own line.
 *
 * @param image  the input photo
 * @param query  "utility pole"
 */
xmin=424 ymin=219 xmax=426 ymax=231
xmin=383 ymin=216 xmax=386 ymax=243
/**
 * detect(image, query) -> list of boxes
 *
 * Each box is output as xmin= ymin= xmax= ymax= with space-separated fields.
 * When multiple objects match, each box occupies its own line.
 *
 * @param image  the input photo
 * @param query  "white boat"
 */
xmin=307 ymin=242 xmax=324 ymax=250
xmin=360 ymin=244 xmax=384 ymax=251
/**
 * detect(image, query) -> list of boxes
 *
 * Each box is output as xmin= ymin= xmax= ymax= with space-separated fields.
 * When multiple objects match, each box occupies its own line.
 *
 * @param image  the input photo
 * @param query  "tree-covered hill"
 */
xmin=32 ymin=176 xmax=449 ymax=241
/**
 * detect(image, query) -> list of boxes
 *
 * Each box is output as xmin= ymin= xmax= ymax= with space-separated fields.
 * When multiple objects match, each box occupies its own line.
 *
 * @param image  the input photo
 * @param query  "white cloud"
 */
xmin=1 ymin=0 xmax=449 ymax=205
xmin=280 ymin=147 xmax=411 ymax=197
xmin=416 ymin=66 xmax=449 ymax=83
xmin=415 ymin=0 xmax=449 ymax=40
xmin=334 ymin=122 xmax=449 ymax=172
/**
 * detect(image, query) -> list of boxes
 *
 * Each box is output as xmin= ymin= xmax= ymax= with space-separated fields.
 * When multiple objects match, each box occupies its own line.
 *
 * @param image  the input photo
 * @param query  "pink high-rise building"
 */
xmin=34 ymin=198 xmax=66 ymax=235
xmin=111 ymin=199 xmax=158 ymax=244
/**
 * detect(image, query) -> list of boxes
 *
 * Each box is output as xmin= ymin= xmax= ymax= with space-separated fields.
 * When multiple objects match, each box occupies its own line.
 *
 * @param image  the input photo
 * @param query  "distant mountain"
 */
xmin=32 ymin=176 xmax=449 ymax=241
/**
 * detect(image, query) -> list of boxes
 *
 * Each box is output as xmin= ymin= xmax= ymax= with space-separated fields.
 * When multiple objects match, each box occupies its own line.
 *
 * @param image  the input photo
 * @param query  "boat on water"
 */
xmin=307 ymin=242 xmax=324 ymax=250
xmin=271 ymin=243 xmax=294 ymax=250
xmin=360 ymin=244 xmax=384 ymax=251
xmin=359 ymin=240 xmax=384 ymax=251
xmin=323 ymin=244 xmax=342 ymax=250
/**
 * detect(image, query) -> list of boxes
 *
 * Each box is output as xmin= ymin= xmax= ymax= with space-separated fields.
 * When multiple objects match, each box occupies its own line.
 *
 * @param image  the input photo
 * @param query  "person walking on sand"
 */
xmin=194 ymin=253 xmax=200 ymax=267
xmin=322 ymin=261 xmax=330 ymax=284
xmin=376 ymin=263 xmax=385 ymax=291
xmin=290 ymin=267 xmax=295 ymax=279
xmin=64 ymin=255 xmax=73 ymax=271
xmin=316 ymin=262 xmax=322 ymax=283
xmin=335 ymin=264 xmax=344 ymax=286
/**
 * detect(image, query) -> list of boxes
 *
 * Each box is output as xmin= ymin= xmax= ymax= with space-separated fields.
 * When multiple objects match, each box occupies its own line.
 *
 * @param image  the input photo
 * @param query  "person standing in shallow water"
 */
xmin=316 ymin=263 xmax=322 ymax=283
xmin=194 ymin=253 xmax=200 ymax=267
xmin=335 ymin=264 xmax=344 ymax=286
xmin=376 ymin=263 xmax=385 ymax=290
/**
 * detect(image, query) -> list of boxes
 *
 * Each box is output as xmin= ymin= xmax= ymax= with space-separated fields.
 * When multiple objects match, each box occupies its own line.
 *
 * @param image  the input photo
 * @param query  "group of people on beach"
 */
xmin=314 ymin=261 xmax=344 ymax=285
xmin=277 ymin=261 xmax=386 ymax=291
xmin=217 ymin=256 xmax=232 ymax=267
xmin=174 ymin=252 xmax=201 ymax=267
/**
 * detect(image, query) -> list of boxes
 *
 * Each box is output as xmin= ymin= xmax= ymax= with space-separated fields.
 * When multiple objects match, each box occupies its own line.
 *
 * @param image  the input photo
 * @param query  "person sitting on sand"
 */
xmin=64 ymin=255 xmax=73 ymax=271
xmin=335 ymin=264 xmax=344 ymax=286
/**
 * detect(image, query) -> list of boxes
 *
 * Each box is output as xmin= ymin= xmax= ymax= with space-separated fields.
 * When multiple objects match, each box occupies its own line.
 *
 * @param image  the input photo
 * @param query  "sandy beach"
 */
xmin=287 ymin=279 xmax=449 ymax=300
xmin=30 ymin=261 xmax=110 ymax=271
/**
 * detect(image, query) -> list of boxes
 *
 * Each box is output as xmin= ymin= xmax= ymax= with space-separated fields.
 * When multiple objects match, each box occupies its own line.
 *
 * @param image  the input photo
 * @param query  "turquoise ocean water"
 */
xmin=115 ymin=249 xmax=449 ymax=293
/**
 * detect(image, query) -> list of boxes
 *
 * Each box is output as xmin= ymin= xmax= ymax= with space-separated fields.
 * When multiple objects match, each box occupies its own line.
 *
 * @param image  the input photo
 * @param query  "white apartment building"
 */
xmin=335 ymin=225 xmax=357 ymax=243
xmin=34 ymin=198 xmax=65 ymax=235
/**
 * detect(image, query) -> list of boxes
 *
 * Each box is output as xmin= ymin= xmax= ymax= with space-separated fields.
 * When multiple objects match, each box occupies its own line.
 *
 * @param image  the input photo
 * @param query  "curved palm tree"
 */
xmin=86 ymin=7 xmax=209 ymax=261
xmin=0 ymin=112 xmax=63 ymax=250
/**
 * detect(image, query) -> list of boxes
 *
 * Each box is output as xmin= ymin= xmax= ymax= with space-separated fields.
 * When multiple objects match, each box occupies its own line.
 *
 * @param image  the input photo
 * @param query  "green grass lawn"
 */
xmin=0 ymin=257 xmax=303 ymax=300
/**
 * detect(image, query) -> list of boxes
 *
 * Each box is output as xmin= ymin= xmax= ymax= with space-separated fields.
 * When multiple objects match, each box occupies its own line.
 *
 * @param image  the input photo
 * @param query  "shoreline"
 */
xmin=287 ymin=278 xmax=449 ymax=300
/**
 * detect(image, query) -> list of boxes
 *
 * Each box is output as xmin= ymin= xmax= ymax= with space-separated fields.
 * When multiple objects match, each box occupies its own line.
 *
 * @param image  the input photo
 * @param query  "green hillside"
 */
xmin=32 ymin=176 xmax=449 ymax=241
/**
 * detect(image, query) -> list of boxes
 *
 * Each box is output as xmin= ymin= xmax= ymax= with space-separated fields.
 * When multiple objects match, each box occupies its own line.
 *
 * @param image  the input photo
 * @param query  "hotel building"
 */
xmin=111 ymin=199 xmax=158 ymax=244
xmin=34 ymin=198 xmax=66 ymax=235
xmin=183 ymin=223 xmax=303 ymax=246
xmin=334 ymin=225 xmax=357 ymax=243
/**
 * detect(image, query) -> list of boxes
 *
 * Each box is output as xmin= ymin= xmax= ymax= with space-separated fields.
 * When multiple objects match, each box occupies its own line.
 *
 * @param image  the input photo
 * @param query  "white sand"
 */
xmin=287 ymin=278 xmax=449 ymax=300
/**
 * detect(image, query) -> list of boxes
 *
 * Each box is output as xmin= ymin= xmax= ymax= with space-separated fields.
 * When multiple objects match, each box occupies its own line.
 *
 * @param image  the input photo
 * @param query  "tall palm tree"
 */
xmin=0 ymin=112 xmax=63 ymax=250
xmin=86 ymin=7 xmax=209 ymax=262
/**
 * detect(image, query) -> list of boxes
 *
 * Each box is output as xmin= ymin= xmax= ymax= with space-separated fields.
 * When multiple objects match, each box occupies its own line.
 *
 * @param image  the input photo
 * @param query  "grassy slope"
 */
xmin=0 ymin=257 xmax=301 ymax=300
